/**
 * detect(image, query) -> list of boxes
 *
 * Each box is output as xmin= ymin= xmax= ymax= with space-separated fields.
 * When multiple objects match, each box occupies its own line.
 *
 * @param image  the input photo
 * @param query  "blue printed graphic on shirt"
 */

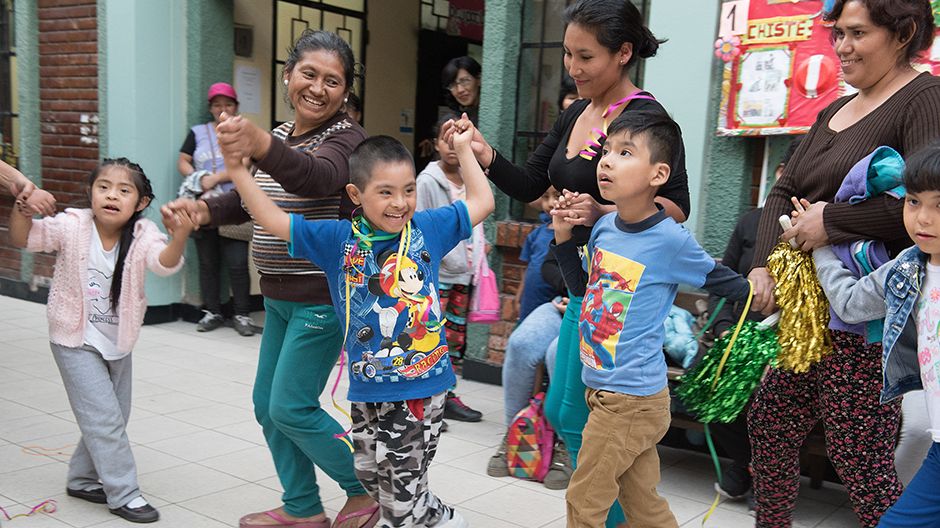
xmin=289 ymin=202 xmax=471 ymax=402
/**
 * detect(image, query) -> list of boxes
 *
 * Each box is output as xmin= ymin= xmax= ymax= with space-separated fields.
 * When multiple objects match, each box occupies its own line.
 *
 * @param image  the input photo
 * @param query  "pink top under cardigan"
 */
xmin=26 ymin=208 xmax=184 ymax=357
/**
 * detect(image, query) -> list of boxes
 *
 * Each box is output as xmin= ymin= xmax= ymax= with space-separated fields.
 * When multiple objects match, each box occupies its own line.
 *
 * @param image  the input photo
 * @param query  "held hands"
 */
xmin=216 ymin=113 xmax=265 ymax=162
xmin=441 ymin=116 xmax=492 ymax=166
xmin=550 ymin=192 xmax=574 ymax=241
xmin=552 ymin=296 xmax=570 ymax=314
xmin=14 ymin=182 xmax=57 ymax=217
xmin=747 ymin=267 xmax=777 ymax=315
xmin=785 ymin=196 xmax=828 ymax=251
xmin=551 ymin=189 xmax=604 ymax=228
xmin=451 ymin=114 xmax=477 ymax=152
xmin=161 ymin=198 xmax=209 ymax=232
xmin=163 ymin=209 xmax=197 ymax=238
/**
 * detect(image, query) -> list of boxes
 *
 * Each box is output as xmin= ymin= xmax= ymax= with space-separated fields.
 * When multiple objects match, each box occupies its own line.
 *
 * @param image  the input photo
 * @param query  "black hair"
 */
xmin=780 ymin=136 xmax=803 ymax=167
xmin=824 ymin=0 xmax=935 ymax=64
xmin=558 ymin=74 xmax=578 ymax=111
xmin=284 ymin=30 xmax=357 ymax=90
xmin=348 ymin=136 xmax=415 ymax=189
xmin=88 ymin=157 xmax=155 ymax=311
xmin=430 ymin=113 xmax=459 ymax=140
xmin=606 ymin=110 xmax=681 ymax=167
xmin=563 ymin=0 xmax=666 ymax=69
xmin=441 ymin=56 xmax=482 ymax=89
xmin=903 ymin=142 xmax=940 ymax=194
xmin=346 ymin=92 xmax=362 ymax=113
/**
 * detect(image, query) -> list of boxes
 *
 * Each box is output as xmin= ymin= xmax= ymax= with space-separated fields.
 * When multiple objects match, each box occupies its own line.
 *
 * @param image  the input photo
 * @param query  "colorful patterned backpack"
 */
xmin=505 ymin=391 xmax=555 ymax=481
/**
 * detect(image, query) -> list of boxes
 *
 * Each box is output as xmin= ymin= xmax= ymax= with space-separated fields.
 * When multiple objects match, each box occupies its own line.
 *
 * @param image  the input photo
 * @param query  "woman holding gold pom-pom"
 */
xmin=745 ymin=1 xmax=940 ymax=526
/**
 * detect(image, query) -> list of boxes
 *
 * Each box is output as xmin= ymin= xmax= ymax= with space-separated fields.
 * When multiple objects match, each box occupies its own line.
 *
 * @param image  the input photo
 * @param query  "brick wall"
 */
xmin=486 ymin=220 xmax=539 ymax=365
xmin=0 ymin=1 xmax=98 ymax=282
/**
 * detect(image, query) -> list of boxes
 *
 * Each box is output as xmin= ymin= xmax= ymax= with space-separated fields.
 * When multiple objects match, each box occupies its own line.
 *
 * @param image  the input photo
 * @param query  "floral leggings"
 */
xmin=748 ymin=331 xmax=902 ymax=527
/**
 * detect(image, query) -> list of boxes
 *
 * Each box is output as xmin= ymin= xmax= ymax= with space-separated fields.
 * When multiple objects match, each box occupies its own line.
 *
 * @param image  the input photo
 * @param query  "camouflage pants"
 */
xmin=351 ymin=392 xmax=452 ymax=528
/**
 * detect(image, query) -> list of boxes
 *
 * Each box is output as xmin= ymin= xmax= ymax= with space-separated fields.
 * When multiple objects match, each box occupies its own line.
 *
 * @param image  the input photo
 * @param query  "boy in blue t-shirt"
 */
xmin=516 ymin=185 xmax=563 ymax=322
xmin=223 ymin=117 xmax=493 ymax=528
xmin=552 ymin=111 xmax=750 ymax=527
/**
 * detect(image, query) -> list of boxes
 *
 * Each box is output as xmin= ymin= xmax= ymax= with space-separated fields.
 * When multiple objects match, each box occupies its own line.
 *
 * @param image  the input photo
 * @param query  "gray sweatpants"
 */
xmin=51 ymin=342 xmax=139 ymax=509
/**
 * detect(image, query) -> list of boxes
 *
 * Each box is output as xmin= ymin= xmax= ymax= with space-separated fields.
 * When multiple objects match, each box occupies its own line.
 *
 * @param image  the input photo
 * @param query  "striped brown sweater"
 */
xmin=206 ymin=112 xmax=367 ymax=304
xmin=753 ymin=72 xmax=940 ymax=269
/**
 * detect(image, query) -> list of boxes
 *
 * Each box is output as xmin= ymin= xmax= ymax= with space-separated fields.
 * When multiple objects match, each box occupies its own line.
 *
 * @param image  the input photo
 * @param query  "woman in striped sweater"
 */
xmin=163 ymin=30 xmax=379 ymax=528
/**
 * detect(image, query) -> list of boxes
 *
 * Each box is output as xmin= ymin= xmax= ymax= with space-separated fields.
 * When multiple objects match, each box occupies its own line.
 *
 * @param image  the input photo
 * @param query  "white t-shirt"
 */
xmin=914 ymin=262 xmax=940 ymax=442
xmin=83 ymin=226 xmax=120 ymax=359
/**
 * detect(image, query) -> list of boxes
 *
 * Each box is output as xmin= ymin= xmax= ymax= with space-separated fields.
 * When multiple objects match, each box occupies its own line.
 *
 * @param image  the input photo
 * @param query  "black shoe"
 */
xmin=440 ymin=420 xmax=449 ymax=433
xmin=233 ymin=315 xmax=256 ymax=337
xmin=444 ymin=392 xmax=482 ymax=422
xmin=715 ymin=464 xmax=751 ymax=501
xmin=196 ymin=311 xmax=224 ymax=332
xmin=66 ymin=487 xmax=107 ymax=504
xmin=110 ymin=503 xmax=160 ymax=523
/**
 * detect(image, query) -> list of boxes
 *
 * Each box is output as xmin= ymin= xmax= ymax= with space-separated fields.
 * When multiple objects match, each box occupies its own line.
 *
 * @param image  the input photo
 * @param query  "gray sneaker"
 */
xmin=233 ymin=315 xmax=255 ymax=337
xmin=486 ymin=434 xmax=509 ymax=477
xmin=543 ymin=439 xmax=573 ymax=490
xmin=196 ymin=311 xmax=224 ymax=332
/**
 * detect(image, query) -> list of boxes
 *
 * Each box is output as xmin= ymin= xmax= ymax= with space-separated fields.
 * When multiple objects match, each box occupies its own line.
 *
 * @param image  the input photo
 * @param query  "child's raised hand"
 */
xmin=551 ymin=191 xmax=574 ymax=238
xmin=451 ymin=115 xmax=475 ymax=150
xmin=216 ymin=114 xmax=262 ymax=166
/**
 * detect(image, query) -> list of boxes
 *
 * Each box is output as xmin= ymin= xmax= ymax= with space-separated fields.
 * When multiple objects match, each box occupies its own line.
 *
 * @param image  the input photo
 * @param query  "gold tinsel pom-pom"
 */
xmin=766 ymin=242 xmax=831 ymax=373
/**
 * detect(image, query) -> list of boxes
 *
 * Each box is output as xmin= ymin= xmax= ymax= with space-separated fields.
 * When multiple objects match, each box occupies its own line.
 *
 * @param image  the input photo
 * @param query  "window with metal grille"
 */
xmin=0 ymin=0 xmax=18 ymax=168
xmin=510 ymin=0 xmax=648 ymax=218
xmin=272 ymin=0 xmax=367 ymax=127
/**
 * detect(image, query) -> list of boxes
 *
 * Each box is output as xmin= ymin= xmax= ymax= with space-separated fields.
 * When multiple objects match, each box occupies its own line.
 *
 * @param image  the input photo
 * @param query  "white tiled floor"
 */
xmin=0 ymin=294 xmax=859 ymax=527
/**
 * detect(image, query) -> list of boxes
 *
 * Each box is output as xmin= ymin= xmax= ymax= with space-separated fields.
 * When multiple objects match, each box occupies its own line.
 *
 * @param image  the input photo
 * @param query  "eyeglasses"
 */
xmin=448 ymin=77 xmax=476 ymax=90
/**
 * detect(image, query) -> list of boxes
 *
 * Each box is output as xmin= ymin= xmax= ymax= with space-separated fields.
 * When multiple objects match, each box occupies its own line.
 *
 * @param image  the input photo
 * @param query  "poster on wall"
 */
xmin=716 ymin=0 xmax=842 ymax=136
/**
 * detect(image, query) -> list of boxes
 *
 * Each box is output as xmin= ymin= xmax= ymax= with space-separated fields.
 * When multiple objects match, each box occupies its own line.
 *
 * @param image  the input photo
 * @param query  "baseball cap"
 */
xmin=207 ymin=82 xmax=238 ymax=103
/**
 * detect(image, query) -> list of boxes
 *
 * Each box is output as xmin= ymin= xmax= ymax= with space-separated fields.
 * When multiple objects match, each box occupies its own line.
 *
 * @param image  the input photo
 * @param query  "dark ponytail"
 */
xmin=563 ymin=0 xmax=666 ymax=68
xmin=88 ymin=157 xmax=154 ymax=311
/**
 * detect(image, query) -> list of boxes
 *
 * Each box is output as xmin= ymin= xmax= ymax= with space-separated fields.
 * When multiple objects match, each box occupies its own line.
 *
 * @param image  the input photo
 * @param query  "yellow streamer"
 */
xmin=701 ymin=282 xmax=753 ymax=527
xmin=331 ymin=222 xmax=415 ymax=453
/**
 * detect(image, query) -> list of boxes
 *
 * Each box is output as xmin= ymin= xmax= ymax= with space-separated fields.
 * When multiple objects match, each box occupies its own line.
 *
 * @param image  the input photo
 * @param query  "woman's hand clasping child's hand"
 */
xmin=163 ymin=210 xmax=197 ymax=239
xmin=451 ymin=114 xmax=476 ymax=151
xmin=551 ymin=191 xmax=574 ymax=242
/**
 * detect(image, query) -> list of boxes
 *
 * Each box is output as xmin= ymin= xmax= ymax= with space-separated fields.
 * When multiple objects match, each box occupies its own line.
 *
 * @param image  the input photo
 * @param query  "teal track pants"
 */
xmin=543 ymin=295 xmax=626 ymax=527
xmin=253 ymin=298 xmax=367 ymax=517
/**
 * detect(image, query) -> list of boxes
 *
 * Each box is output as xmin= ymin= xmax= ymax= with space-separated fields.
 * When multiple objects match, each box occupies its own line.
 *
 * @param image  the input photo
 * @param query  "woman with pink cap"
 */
xmin=177 ymin=82 xmax=255 ymax=337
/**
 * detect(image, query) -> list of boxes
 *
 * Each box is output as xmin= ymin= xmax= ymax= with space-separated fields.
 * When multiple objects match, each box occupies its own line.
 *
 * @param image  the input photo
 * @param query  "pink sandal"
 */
xmin=238 ymin=509 xmax=331 ymax=528
xmin=331 ymin=504 xmax=379 ymax=528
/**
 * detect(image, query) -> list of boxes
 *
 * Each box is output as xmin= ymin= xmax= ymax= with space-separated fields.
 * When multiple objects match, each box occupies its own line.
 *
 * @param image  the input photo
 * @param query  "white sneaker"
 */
xmin=434 ymin=510 xmax=468 ymax=527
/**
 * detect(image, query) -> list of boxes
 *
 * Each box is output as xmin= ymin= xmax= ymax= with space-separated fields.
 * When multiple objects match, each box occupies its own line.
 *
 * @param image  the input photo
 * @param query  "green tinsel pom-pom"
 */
xmin=676 ymin=321 xmax=779 ymax=424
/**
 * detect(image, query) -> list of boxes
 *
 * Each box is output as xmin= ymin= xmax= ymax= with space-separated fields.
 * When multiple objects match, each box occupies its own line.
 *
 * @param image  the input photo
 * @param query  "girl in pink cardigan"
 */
xmin=9 ymin=158 xmax=194 ymax=524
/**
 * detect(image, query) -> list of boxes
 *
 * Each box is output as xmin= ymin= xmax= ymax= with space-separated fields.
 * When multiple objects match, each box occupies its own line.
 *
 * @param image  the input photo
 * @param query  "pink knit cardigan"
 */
xmin=27 ymin=208 xmax=184 ymax=357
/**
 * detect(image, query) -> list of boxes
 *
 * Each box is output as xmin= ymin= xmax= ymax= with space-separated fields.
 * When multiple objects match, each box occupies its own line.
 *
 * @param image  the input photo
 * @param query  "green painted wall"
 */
xmin=700 ymin=59 xmax=754 ymax=255
xmin=643 ymin=0 xmax=718 ymax=239
xmin=14 ymin=0 xmax=39 ymax=284
xmin=101 ymin=0 xmax=188 ymax=306
xmin=466 ymin=0 xmax=522 ymax=361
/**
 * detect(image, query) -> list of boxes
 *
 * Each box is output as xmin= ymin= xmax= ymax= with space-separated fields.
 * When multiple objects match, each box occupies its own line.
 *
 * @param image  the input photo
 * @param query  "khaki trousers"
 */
xmin=565 ymin=387 xmax=677 ymax=528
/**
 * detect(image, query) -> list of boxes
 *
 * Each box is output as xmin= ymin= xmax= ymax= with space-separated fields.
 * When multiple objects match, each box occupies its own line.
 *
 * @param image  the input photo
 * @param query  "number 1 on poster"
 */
xmin=719 ymin=0 xmax=749 ymax=38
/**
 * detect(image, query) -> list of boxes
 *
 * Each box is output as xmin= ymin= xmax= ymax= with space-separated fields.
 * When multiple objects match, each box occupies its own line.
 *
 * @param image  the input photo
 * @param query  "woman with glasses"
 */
xmin=442 ymin=56 xmax=481 ymax=124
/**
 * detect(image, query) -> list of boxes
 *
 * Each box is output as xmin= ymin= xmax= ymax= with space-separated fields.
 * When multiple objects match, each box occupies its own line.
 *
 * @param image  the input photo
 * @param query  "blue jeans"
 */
xmin=502 ymin=302 xmax=562 ymax=425
xmin=877 ymin=442 xmax=940 ymax=527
